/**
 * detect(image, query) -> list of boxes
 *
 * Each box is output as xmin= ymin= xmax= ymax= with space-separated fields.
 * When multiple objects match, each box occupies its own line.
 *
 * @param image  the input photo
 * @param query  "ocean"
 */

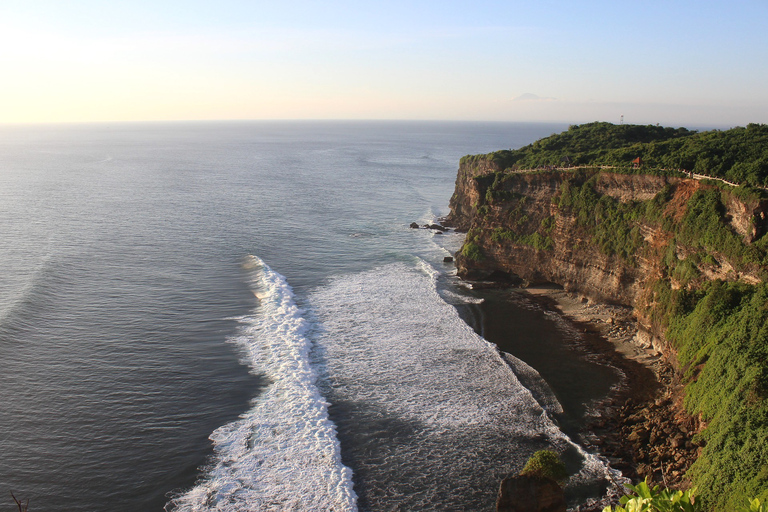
xmin=0 ymin=121 xmax=619 ymax=511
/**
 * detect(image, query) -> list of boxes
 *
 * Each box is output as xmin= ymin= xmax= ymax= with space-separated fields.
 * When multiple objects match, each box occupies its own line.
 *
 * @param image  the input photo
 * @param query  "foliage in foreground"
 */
xmin=10 ymin=492 xmax=29 ymax=512
xmin=602 ymin=481 xmax=766 ymax=512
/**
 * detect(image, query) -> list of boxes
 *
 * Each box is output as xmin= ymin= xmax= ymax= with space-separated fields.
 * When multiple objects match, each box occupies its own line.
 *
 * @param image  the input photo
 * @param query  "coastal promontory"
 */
xmin=446 ymin=122 xmax=768 ymax=511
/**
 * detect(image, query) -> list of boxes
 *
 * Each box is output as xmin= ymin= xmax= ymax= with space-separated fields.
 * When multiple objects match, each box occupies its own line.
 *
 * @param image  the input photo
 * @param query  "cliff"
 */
xmin=446 ymin=158 xmax=768 ymax=340
xmin=445 ymin=154 xmax=768 ymax=510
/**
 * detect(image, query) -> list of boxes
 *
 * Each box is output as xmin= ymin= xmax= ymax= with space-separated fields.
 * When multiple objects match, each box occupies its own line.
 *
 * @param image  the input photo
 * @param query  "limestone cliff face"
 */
xmin=446 ymin=155 xmax=504 ymax=231
xmin=444 ymin=157 xmax=768 ymax=350
xmin=445 ymin=159 xmax=676 ymax=304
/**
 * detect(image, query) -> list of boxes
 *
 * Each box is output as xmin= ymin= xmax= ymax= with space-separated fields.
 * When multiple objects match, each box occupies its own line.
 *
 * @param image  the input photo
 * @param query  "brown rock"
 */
xmin=497 ymin=475 xmax=566 ymax=512
xmin=636 ymin=463 xmax=651 ymax=476
xmin=627 ymin=428 xmax=649 ymax=443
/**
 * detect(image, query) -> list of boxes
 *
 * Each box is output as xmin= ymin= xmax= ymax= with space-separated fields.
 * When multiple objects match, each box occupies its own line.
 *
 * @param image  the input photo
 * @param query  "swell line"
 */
xmin=169 ymin=255 xmax=356 ymax=512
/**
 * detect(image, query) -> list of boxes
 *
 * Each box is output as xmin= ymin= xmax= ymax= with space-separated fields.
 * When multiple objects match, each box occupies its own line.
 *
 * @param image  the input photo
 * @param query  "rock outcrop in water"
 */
xmin=496 ymin=474 xmax=566 ymax=512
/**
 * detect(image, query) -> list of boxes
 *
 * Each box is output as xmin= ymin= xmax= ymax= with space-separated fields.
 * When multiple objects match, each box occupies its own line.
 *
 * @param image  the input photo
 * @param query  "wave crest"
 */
xmin=168 ymin=255 xmax=356 ymax=512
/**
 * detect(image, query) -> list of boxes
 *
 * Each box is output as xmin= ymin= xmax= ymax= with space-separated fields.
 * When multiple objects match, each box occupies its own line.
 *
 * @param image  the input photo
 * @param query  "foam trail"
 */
xmin=169 ymin=256 xmax=356 ymax=512
xmin=500 ymin=353 xmax=564 ymax=415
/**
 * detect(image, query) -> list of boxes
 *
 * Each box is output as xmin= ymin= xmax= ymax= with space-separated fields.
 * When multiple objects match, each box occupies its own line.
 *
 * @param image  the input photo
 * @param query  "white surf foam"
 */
xmin=169 ymin=256 xmax=356 ymax=512
xmin=500 ymin=353 xmax=564 ymax=415
xmin=308 ymin=261 xmax=618 ymax=509
xmin=311 ymin=260 xmax=557 ymax=432
xmin=437 ymin=286 xmax=485 ymax=305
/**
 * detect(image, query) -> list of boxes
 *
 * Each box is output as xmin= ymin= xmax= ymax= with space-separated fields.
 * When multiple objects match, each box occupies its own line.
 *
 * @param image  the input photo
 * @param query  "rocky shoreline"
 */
xmin=518 ymin=287 xmax=703 ymax=508
xmin=431 ymin=215 xmax=702 ymax=506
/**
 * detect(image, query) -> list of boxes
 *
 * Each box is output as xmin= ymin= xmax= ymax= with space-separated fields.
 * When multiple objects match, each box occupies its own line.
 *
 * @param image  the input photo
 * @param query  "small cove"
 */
xmin=454 ymin=286 xmax=623 ymax=503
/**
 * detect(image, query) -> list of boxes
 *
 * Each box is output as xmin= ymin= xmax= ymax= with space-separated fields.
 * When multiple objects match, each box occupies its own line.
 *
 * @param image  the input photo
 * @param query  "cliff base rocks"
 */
xmin=524 ymin=287 xmax=699 ymax=490
xmin=497 ymin=474 xmax=566 ymax=512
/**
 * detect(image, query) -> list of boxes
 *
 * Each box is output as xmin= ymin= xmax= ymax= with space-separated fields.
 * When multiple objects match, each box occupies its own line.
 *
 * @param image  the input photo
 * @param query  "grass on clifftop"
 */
xmin=468 ymin=122 xmax=768 ymax=187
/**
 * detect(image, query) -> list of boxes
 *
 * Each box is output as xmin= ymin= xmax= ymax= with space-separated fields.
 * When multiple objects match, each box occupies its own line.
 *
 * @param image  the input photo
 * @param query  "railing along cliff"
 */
xmin=496 ymin=165 xmax=765 ymax=190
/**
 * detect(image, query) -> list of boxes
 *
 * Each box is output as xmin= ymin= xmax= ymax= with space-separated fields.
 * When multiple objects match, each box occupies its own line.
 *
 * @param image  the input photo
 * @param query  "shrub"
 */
xmin=520 ymin=450 xmax=567 ymax=481
xmin=461 ymin=242 xmax=483 ymax=261
xmin=602 ymin=481 xmax=766 ymax=512
xmin=602 ymin=481 xmax=703 ymax=512
xmin=739 ymin=498 xmax=768 ymax=512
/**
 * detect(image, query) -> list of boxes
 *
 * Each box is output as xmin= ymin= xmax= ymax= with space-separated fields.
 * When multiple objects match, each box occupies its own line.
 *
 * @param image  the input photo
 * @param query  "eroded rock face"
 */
xmin=723 ymin=193 xmax=768 ymax=242
xmin=445 ymin=157 xmax=767 ymax=349
xmin=496 ymin=475 xmax=566 ymax=512
xmin=593 ymin=173 xmax=671 ymax=203
xmin=445 ymin=157 xmax=502 ymax=231
xmin=447 ymin=167 xmax=670 ymax=306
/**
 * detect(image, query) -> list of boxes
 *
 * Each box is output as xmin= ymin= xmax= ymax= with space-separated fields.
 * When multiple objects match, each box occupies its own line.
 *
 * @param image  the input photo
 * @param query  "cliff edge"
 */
xmin=445 ymin=149 xmax=768 ymax=510
xmin=445 ymin=158 xmax=767 ymax=342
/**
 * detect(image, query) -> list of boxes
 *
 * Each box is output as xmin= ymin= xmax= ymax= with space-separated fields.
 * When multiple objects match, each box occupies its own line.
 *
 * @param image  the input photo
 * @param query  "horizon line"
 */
xmin=0 ymin=118 xmax=747 ymax=130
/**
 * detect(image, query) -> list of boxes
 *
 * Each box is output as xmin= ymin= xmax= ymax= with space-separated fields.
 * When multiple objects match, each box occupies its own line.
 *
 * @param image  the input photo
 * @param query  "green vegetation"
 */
xmin=602 ymin=481 xmax=765 ymax=512
xmin=461 ymin=228 xmax=484 ymax=261
xmin=676 ymin=189 xmax=764 ymax=266
xmin=556 ymin=175 xmax=645 ymax=264
xmin=657 ymin=281 xmax=768 ymax=511
xmin=603 ymin=480 xmax=703 ymax=512
xmin=488 ymin=122 xmax=694 ymax=170
xmin=461 ymin=242 xmax=483 ymax=261
xmin=554 ymin=174 xmax=768 ymax=271
xmin=456 ymin=122 xmax=768 ymax=510
xmin=741 ymin=498 xmax=768 ymax=512
xmin=556 ymin=180 xmax=768 ymax=509
xmin=551 ymin=176 xmax=768 ymax=508
xmin=520 ymin=450 xmax=568 ymax=481
xmin=490 ymin=227 xmax=554 ymax=251
xmin=469 ymin=122 xmax=768 ymax=187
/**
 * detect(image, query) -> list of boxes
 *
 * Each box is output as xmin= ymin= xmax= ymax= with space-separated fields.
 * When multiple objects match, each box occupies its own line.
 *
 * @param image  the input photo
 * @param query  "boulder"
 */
xmin=409 ymin=222 xmax=420 ymax=229
xmin=497 ymin=475 xmax=566 ymax=512
xmin=443 ymin=256 xmax=454 ymax=263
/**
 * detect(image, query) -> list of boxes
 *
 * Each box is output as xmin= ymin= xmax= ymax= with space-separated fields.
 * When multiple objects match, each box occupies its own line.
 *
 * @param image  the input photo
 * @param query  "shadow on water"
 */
xmin=324 ymin=396 xmax=559 ymax=512
xmin=453 ymin=288 xmax=620 ymax=435
xmin=452 ymin=287 xmax=622 ymax=506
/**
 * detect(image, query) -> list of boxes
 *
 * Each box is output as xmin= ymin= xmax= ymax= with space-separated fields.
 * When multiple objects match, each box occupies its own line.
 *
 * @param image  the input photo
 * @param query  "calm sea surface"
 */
xmin=0 ymin=121 xmax=618 ymax=511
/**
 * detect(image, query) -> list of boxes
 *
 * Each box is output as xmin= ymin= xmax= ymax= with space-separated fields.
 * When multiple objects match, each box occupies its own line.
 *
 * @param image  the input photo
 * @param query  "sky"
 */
xmin=1 ymin=0 xmax=767 ymax=126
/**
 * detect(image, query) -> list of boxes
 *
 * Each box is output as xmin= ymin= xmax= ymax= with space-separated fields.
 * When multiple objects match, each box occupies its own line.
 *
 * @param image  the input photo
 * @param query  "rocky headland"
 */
xmin=442 ymin=126 xmax=768 ymax=510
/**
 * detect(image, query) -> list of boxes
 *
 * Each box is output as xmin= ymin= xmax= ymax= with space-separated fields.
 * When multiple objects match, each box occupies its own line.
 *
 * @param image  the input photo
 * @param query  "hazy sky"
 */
xmin=2 ymin=0 xmax=767 ymax=126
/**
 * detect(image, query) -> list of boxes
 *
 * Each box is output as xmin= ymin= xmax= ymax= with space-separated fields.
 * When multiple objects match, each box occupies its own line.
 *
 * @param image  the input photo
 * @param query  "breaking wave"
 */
xmin=308 ymin=260 xmax=616 ymax=510
xmin=169 ymin=256 xmax=356 ymax=512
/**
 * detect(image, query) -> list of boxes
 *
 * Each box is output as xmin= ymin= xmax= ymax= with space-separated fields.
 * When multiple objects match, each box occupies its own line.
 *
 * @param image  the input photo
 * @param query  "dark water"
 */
xmin=0 ymin=121 xmax=619 ymax=511
xmin=461 ymin=289 xmax=619 ymax=425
